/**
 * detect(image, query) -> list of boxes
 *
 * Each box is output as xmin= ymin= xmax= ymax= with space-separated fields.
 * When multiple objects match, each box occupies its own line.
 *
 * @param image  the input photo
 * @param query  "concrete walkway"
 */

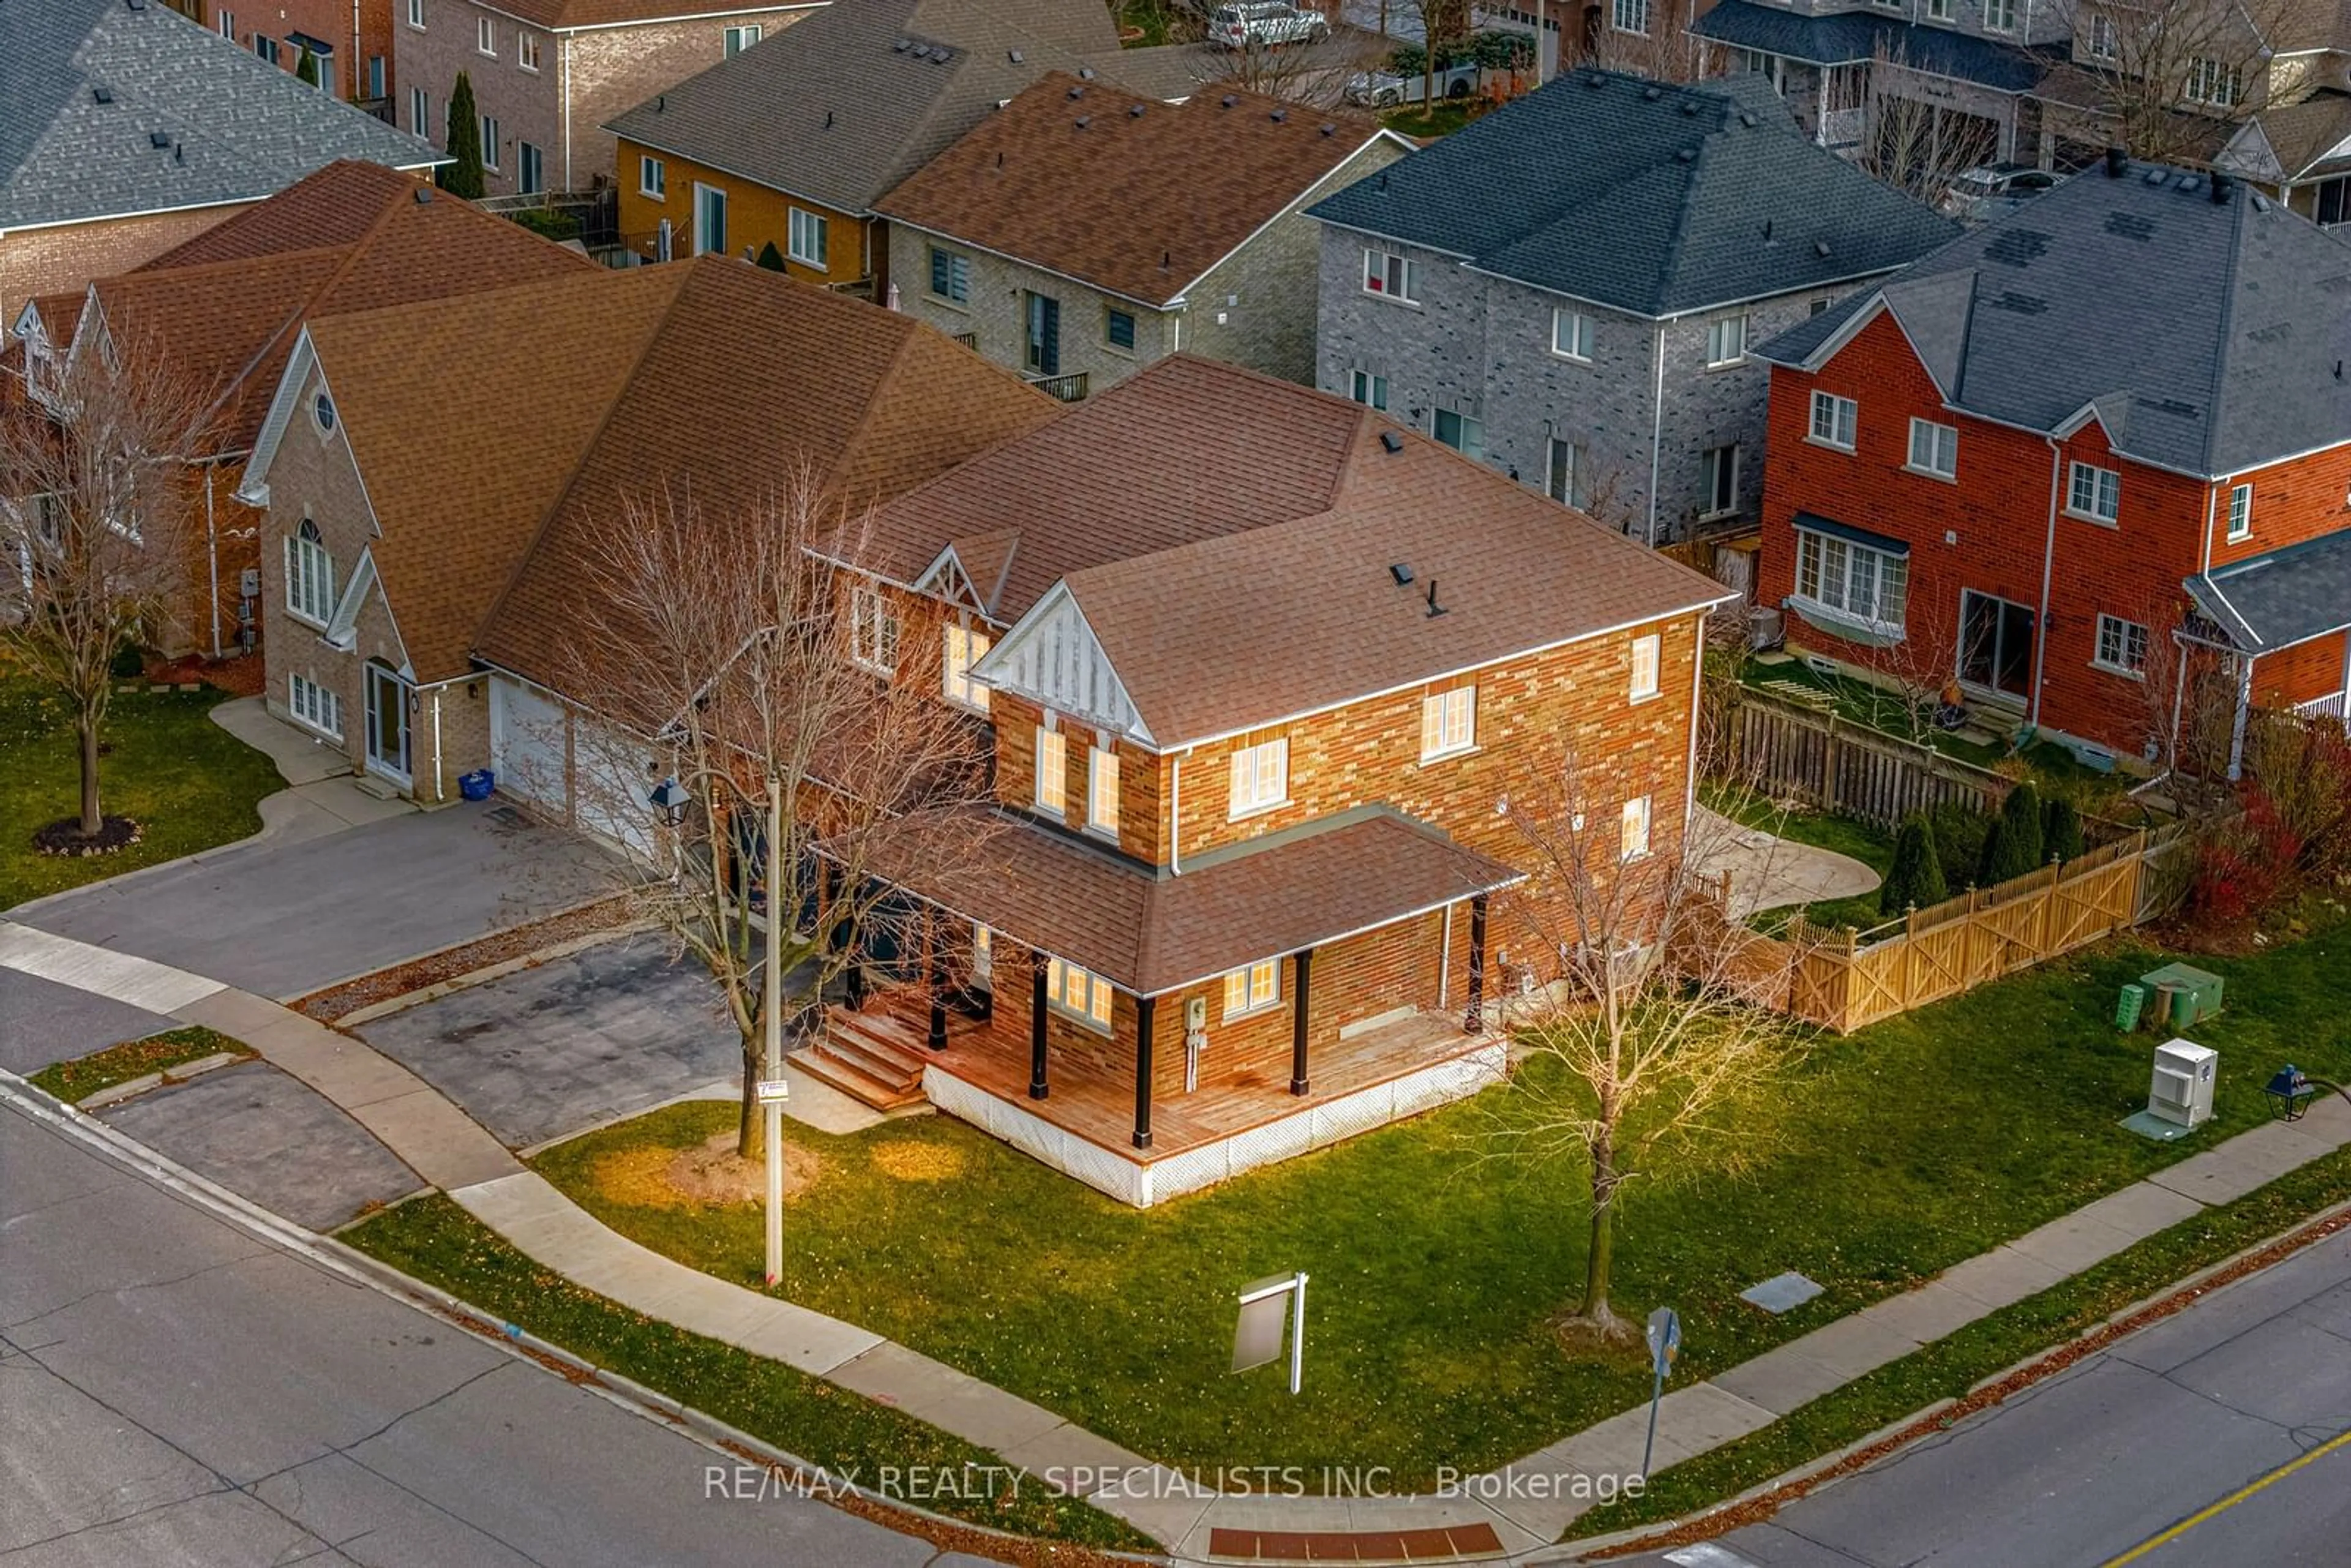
xmin=8 ymin=916 xmax=2351 ymax=1562
xmin=208 ymin=695 xmax=419 ymax=844
xmin=1691 ymin=806 xmax=1882 ymax=922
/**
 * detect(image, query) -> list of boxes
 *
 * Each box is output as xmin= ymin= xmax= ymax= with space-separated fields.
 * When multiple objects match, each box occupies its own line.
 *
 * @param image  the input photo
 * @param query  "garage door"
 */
xmin=490 ymin=678 xmax=569 ymax=816
xmin=574 ymin=719 xmax=658 ymax=861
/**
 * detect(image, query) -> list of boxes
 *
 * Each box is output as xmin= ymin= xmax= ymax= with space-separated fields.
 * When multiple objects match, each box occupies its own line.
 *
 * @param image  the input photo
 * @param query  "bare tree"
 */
xmin=1182 ymin=8 xmax=1385 ymax=108
xmin=1856 ymin=40 xmax=2001 ymax=204
xmin=1573 ymin=0 xmax=1706 ymax=83
xmin=553 ymin=466 xmax=1000 ymax=1159
xmin=2135 ymin=596 xmax=2241 ymax=801
xmin=2044 ymin=0 xmax=2290 ymax=165
xmin=0 ymin=334 xmax=212 ymax=846
xmin=1478 ymin=745 xmax=1813 ymax=1340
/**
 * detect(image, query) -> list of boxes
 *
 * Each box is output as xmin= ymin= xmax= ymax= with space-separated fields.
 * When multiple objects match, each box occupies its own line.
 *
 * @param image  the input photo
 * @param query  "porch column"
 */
xmin=1133 ymin=994 xmax=1155 ymax=1150
xmin=2226 ymin=653 xmax=2254 ymax=781
xmin=1463 ymin=894 xmax=1488 ymax=1034
xmin=1028 ymin=949 xmax=1049 ymax=1100
xmin=926 ymin=909 xmax=948 ymax=1051
xmin=1289 ymin=947 xmax=1313 ymax=1096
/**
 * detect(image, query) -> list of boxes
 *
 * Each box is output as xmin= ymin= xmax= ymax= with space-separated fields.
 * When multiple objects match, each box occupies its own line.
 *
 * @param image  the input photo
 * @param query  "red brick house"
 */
xmin=1754 ymin=153 xmax=2351 ymax=773
xmin=802 ymin=356 xmax=1733 ymax=1205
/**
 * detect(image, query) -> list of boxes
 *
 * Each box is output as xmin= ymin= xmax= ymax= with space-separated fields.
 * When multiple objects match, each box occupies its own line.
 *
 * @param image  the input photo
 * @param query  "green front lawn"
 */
xmin=531 ymin=913 xmax=2347 ymax=1488
xmin=0 ymin=677 xmax=283 ymax=909
xmin=28 ymin=1026 xmax=252 ymax=1103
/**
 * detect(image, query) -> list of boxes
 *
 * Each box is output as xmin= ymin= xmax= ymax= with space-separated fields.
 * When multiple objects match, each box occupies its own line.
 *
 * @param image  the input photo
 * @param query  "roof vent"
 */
xmin=1068 ymin=84 xmax=1084 ymax=98
xmin=1074 ymin=115 xmax=1090 ymax=128
xmin=1270 ymin=108 xmax=1286 ymax=122
xmin=126 ymin=0 xmax=148 ymax=10
xmin=414 ymin=187 xmax=432 ymax=203
xmin=1425 ymin=580 xmax=1445 ymax=618
xmin=1389 ymin=561 xmax=1413 ymax=583
xmin=1584 ymin=72 xmax=1605 ymax=87
xmin=1008 ymin=47 xmax=1022 ymax=62
xmin=825 ymin=109 xmax=835 ymax=128
xmin=1676 ymin=147 xmax=1695 ymax=162
xmin=1130 ymin=102 xmax=1146 ymax=116
xmin=932 ymin=47 xmax=951 ymax=63
xmin=1161 ymin=249 xmax=1171 ymax=267
xmin=2104 ymin=145 xmax=2126 ymax=177
xmin=1079 ymin=66 xmax=1096 ymax=79
xmin=1738 ymin=110 xmax=1757 ymax=126
xmin=1642 ymin=84 xmax=1662 ymax=100
xmin=149 ymin=129 xmax=171 ymax=149
xmin=1680 ymin=99 xmax=1698 ymax=115
xmin=656 ymin=94 xmax=665 ymax=111
xmin=2142 ymin=168 xmax=2164 ymax=185
xmin=893 ymin=37 xmax=910 ymax=50
xmin=1762 ymin=217 xmax=1773 ymax=241
xmin=1319 ymin=121 xmax=1335 ymax=135
xmin=1814 ymin=239 xmax=1830 ymax=257
xmin=92 ymin=87 xmax=114 ymax=104
xmin=1379 ymin=430 xmax=1403 ymax=454
xmin=2251 ymin=192 xmax=2268 ymax=212
xmin=1221 ymin=94 xmax=1238 ymax=108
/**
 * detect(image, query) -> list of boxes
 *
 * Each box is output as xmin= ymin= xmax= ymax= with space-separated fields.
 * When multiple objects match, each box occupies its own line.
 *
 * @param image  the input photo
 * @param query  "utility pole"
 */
xmin=762 ymin=777 xmax=784 ymax=1288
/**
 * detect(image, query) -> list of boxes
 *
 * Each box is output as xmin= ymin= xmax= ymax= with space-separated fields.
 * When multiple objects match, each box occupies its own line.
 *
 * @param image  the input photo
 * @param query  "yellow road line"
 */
xmin=2099 ymin=1425 xmax=2351 ymax=1567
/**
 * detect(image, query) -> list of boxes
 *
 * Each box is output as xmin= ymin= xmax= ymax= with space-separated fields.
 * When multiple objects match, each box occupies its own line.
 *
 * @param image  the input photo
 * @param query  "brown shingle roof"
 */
xmin=874 ymin=72 xmax=1390 ymax=306
xmin=849 ymin=805 xmax=1523 ymax=995
xmin=474 ymin=0 xmax=790 ymax=29
xmin=860 ymin=354 xmax=1375 ymax=621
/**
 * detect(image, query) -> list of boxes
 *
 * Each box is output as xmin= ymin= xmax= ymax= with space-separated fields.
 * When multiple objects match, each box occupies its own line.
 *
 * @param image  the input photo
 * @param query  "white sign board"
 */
xmin=756 ymin=1078 xmax=792 ymax=1105
xmin=1232 ymin=1272 xmax=1308 ymax=1394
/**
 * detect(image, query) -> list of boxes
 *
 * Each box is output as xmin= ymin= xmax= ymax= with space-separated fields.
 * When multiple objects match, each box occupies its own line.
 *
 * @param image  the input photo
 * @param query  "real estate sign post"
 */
xmin=1233 ymin=1272 xmax=1309 ymax=1395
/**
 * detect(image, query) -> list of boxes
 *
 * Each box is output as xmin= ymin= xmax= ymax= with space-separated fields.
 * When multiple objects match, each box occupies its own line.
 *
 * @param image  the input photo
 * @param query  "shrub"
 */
xmin=439 ymin=73 xmax=485 ymax=199
xmin=108 ymin=640 xmax=144 ymax=681
xmin=2042 ymin=797 xmax=2085 ymax=863
xmin=1979 ymin=783 xmax=2044 ymax=883
xmin=1880 ymin=815 xmax=1949 ymax=915
xmin=1928 ymin=802 xmax=1990 ymax=889
xmin=510 ymin=208 xmax=580 ymax=242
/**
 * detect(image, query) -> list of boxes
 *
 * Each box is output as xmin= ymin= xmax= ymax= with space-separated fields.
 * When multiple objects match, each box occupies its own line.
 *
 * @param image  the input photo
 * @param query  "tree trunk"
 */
xmin=737 ymin=1032 xmax=763 ymax=1161
xmin=1575 ymin=1123 xmax=1625 ymax=1337
xmin=77 ymin=708 xmax=103 ymax=836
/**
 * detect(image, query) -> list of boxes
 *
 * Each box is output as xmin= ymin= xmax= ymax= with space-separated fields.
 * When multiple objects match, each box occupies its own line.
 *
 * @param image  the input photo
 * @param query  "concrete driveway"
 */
xmin=0 ymin=969 xmax=176 ymax=1075
xmin=19 ymin=803 xmax=614 ymax=1002
xmin=353 ymin=934 xmax=741 ymax=1150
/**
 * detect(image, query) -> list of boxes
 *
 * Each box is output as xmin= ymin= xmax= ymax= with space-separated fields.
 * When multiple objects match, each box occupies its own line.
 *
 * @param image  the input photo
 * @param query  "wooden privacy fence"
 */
xmin=1722 ymin=691 xmax=2008 ymax=832
xmin=1745 ymin=824 xmax=2192 ymax=1033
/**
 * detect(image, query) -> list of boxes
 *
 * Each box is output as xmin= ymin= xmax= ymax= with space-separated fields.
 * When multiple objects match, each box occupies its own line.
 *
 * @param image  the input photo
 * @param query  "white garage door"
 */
xmin=490 ymin=678 xmax=569 ymax=816
xmin=573 ymin=719 xmax=658 ymax=861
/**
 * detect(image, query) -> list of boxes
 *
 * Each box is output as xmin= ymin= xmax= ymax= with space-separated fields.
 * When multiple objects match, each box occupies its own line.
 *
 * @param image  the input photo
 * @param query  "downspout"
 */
xmin=1168 ymin=748 xmax=1187 ymax=874
xmin=353 ymin=0 xmax=361 ymax=93
xmin=561 ymin=36 xmax=574 ymax=193
xmin=432 ymin=687 xmax=445 ymax=802
xmin=204 ymin=463 xmax=221 ymax=659
xmin=1645 ymin=320 xmax=1668 ymax=546
xmin=2227 ymin=653 xmax=2252 ymax=781
xmin=1682 ymin=612 xmax=1704 ymax=830
xmin=2030 ymin=435 xmax=2061 ymax=732
xmin=2199 ymin=481 xmax=2218 ymax=572
xmin=1439 ymin=900 xmax=1453 ymax=1010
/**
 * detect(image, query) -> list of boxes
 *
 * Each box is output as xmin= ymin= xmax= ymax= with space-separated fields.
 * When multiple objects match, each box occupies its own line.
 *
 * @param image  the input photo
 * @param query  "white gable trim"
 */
xmin=1169 ymin=130 xmax=1418 ymax=306
xmin=237 ymin=329 xmax=320 ymax=508
xmin=910 ymin=544 xmax=991 ymax=618
xmin=324 ymin=545 xmax=377 ymax=649
xmin=972 ymin=580 xmax=1153 ymax=745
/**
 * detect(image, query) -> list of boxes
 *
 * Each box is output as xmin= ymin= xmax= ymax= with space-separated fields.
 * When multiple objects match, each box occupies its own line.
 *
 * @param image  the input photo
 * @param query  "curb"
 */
xmin=78 ymin=1049 xmax=250 ymax=1110
xmin=283 ymin=893 xmax=634 ymax=1013
xmin=328 ymin=920 xmax=653 ymax=1028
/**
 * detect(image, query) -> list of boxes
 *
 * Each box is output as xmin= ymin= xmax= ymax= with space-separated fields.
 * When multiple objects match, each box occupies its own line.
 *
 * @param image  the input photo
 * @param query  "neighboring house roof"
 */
xmin=1689 ymin=2 xmax=2053 ymax=92
xmin=78 ymin=160 xmax=591 ymax=454
xmin=2186 ymin=530 xmax=2351 ymax=653
xmin=1759 ymin=156 xmax=2351 ymax=478
xmin=0 ymin=0 xmax=437 ymax=234
xmin=1305 ymin=69 xmax=1958 ymax=316
xmin=474 ymin=0 xmax=800 ymax=29
xmin=604 ymin=0 xmax=1132 ymax=217
xmin=2220 ymin=90 xmax=2351 ymax=186
xmin=2265 ymin=0 xmax=2351 ymax=53
xmin=874 ymin=73 xmax=1395 ymax=308
xmin=848 ymin=804 xmax=1523 ymax=996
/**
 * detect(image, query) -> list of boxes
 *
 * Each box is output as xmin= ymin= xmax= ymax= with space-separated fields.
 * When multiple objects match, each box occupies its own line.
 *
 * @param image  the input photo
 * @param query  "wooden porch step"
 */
xmin=828 ymin=1009 xmax=932 ymax=1079
xmin=790 ymin=1045 xmax=928 ymax=1111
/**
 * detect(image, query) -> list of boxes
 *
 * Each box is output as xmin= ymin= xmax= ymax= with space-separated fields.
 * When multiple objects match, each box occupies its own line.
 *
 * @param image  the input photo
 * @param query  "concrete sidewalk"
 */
xmin=8 ymin=914 xmax=2350 ymax=1562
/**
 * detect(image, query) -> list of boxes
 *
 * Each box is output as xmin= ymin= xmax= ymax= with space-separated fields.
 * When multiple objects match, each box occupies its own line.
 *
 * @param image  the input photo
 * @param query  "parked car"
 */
xmin=1207 ymin=1 xmax=1329 ymax=48
xmin=1938 ymin=164 xmax=2060 ymax=220
xmin=1343 ymin=62 xmax=1480 ymax=107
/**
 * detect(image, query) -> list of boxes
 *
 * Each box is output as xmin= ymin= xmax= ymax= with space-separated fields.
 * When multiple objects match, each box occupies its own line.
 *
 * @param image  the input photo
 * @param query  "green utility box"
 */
xmin=2137 ymin=962 xmax=2225 ymax=1027
xmin=2115 ymin=982 xmax=2147 ymax=1032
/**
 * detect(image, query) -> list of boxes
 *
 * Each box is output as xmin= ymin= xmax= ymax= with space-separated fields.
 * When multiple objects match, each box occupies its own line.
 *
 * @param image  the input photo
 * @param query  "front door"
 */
xmin=366 ymin=664 xmax=411 ymax=780
xmin=1024 ymin=291 xmax=1059 ymax=377
xmin=1959 ymin=590 xmax=2034 ymax=701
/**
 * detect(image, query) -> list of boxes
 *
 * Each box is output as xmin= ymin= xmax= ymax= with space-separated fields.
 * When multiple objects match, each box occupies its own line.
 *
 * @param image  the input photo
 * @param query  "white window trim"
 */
xmin=1630 ymin=632 xmax=1662 ymax=702
xmin=1550 ymin=307 xmax=1592 ymax=362
xmin=2064 ymin=460 xmax=2121 ymax=525
xmin=1045 ymin=955 xmax=1113 ymax=1033
xmin=1791 ymin=527 xmax=1908 ymax=637
xmin=639 ymin=156 xmax=665 ymax=199
xmin=1419 ymin=686 xmax=1477 ymax=762
xmin=1222 ymin=958 xmax=1281 ymax=1021
xmin=2225 ymin=482 xmax=2252 ymax=541
xmin=787 ymin=206 xmax=828 ymax=271
xmin=405 ymin=0 xmax=422 ymax=28
xmin=287 ymin=673 xmax=342 ymax=740
xmin=1704 ymin=314 xmax=1749 ymax=369
xmin=285 ymin=522 xmax=334 ymax=628
xmin=480 ymin=116 xmax=501 ymax=171
xmin=476 ymin=14 xmax=495 ymax=54
xmin=2091 ymin=613 xmax=2150 ymax=680
xmin=1086 ymin=743 xmax=1119 ymax=838
xmin=1362 ymin=247 xmax=1418 ymax=305
xmin=1228 ymin=735 xmax=1289 ymax=820
xmin=517 ymin=32 xmax=541 ymax=70
xmin=1808 ymin=390 xmax=1857 ymax=452
xmin=1035 ymin=724 xmax=1067 ymax=815
xmin=1621 ymin=794 xmax=1652 ymax=862
xmin=941 ymin=623 xmax=990 ymax=712
xmin=1905 ymin=417 xmax=1958 ymax=481
xmin=1701 ymin=444 xmax=1740 ymax=519
xmin=847 ymin=583 xmax=898 ymax=674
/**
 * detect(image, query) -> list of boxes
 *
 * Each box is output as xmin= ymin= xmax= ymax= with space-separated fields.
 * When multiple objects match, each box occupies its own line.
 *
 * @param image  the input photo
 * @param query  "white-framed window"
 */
xmin=2226 ymin=482 xmax=2252 ymax=540
xmin=639 ymin=155 xmax=666 ymax=198
xmin=1907 ymin=418 xmax=1957 ymax=479
xmin=2066 ymin=460 xmax=2120 ymax=523
xmin=847 ymin=583 xmax=898 ymax=673
xmin=1105 ymin=308 xmax=1136 ymax=351
xmin=285 ymin=519 xmax=334 ymax=626
xmin=312 ymin=391 xmax=337 ymax=435
xmin=1809 ymin=390 xmax=1857 ymax=451
xmin=1547 ymin=435 xmax=1584 ymax=506
xmin=217 ymin=9 xmax=235 ymax=38
xmin=1363 ymin=247 xmax=1417 ymax=302
xmin=287 ymin=673 xmax=342 ymax=738
xmin=517 ymin=31 xmax=542 ymax=70
xmin=941 ymin=623 xmax=991 ymax=710
xmin=481 ymin=115 xmax=501 ymax=171
xmin=2094 ymin=613 xmax=2149 ymax=676
xmin=1925 ymin=0 xmax=1952 ymax=18
xmin=1630 ymin=632 xmax=1661 ymax=701
xmin=1434 ymin=407 xmax=1484 ymax=460
xmin=1704 ymin=314 xmax=1748 ymax=367
xmin=409 ymin=87 xmax=429 ymax=137
xmin=1613 ymin=0 xmax=1649 ymax=33
xmin=724 ymin=23 xmax=762 ymax=55
xmin=1087 ymin=745 xmax=1120 ymax=836
xmin=694 ymin=184 xmax=727 ymax=256
xmin=1702 ymin=443 xmax=1739 ymax=517
xmin=2088 ymin=12 xmax=2116 ymax=57
xmin=1035 ymin=724 xmax=1067 ymax=813
xmin=1551 ymin=307 xmax=1593 ymax=361
xmin=1222 ymin=958 xmax=1280 ymax=1019
xmin=1984 ymin=0 xmax=2015 ymax=27
xmin=1420 ymin=686 xmax=1476 ymax=761
xmin=2187 ymin=56 xmax=2241 ymax=107
xmin=929 ymin=247 xmax=970 ymax=303
xmin=1046 ymin=955 xmax=1113 ymax=1032
xmin=517 ymin=141 xmax=542 ymax=195
xmin=971 ymin=923 xmax=993 ymax=988
xmin=405 ymin=0 xmax=422 ymax=26
xmin=255 ymin=34 xmax=280 ymax=66
xmin=1621 ymin=795 xmax=1652 ymax=861
xmin=1349 ymin=369 xmax=1389 ymax=410
xmin=368 ymin=54 xmax=385 ymax=96
xmin=1228 ymin=735 xmax=1288 ymax=818
xmin=787 ymin=207 xmax=828 ymax=269
xmin=1794 ymin=527 xmax=1908 ymax=629
xmin=476 ymin=14 xmax=495 ymax=53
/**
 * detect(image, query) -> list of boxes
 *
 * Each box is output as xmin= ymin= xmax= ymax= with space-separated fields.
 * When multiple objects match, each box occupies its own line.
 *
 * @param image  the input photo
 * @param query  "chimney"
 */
xmin=2104 ymin=146 xmax=2126 ymax=178
xmin=2210 ymin=170 xmax=2231 ymax=204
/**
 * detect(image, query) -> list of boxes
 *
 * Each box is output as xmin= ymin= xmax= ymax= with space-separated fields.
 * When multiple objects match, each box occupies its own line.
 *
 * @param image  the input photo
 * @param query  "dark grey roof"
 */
xmin=1691 ymin=1 xmax=2051 ymax=93
xmin=604 ymin=0 xmax=1133 ymax=217
xmin=2186 ymin=530 xmax=2351 ymax=653
xmin=1759 ymin=158 xmax=2351 ymax=477
xmin=1305 ymin=69 xmax=1958 ymax=317
xmin=0 ymin=0 xmax=435 ymax=233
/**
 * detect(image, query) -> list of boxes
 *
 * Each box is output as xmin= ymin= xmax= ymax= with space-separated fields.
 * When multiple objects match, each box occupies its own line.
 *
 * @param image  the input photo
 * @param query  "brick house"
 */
xmin=235 ymin=256 xmax=1056 ymax=810
xmin=198 ymin=0 xmax=399 ymax=107
xmin=797 ymin=355 xmax=1733 ymax=1204
xmin=1753 ymin=154 xmax=2351 ymax=770
xmin=604 ymin=0 xmax=1201 ymax=290
xmin=1307 ymin=69 xmax=1955 ymax=546
xmin=872 ymin=75 xmax=1409 ymax=397
xmin=392 ymin=0 xmax=817 ymax=199
xmin=8 ymin=162 xmax=591 ymax=662
xmin=0 ymin=0 xmax=436 ymax=324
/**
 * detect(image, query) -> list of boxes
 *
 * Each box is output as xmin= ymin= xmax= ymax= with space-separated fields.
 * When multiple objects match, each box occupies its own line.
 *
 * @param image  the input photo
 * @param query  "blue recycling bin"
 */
xmin=458 ymin=769 xmax=495 ymax=802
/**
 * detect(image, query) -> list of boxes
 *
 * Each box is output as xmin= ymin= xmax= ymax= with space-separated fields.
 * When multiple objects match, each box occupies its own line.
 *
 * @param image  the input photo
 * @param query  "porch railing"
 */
xmin=949 ymin=329 xmax=979 ymax=351
xmin=1026 ymin=370 xmax=1089 ymax=403
xmin=1816 ymin=107 xmax=1865 ymax=148
xmin=2292 ymin=691 xmax=2350 ymax=731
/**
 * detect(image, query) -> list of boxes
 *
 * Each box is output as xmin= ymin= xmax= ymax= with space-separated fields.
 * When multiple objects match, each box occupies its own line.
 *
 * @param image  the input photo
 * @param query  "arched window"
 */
xmin=286 ymin=517 xmax=334 ymax=625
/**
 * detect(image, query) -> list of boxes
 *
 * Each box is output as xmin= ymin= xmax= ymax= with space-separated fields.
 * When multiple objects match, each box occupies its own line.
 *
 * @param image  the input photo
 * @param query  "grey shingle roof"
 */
xmin=1690 ymin=1 xmax=2052 ymax=92
xmin=0 ymin=0 xmax=437 ymax=233
xmin=604 ymin=0 xmax=1133 ymax=217
xmin=1758 ymin=158 xmax=2351 ymax=478
xmin=1305 ymin=69 xmax=1958 ymax=317
xmin=2186 ymin=529 xmax=2351 ymax=654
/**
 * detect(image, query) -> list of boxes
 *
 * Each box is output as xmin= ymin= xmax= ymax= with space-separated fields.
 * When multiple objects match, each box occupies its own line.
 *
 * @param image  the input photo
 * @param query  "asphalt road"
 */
xmin=1617 ymin=1229 xmax=2351 ymax=1568
xmin=0 ymin=1099 xmax=956 ymax=1567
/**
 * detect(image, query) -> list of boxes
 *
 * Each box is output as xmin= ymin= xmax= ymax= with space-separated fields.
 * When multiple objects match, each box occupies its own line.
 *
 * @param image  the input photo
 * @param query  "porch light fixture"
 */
xmin=648 ymin=778 xmax=690 ymax=827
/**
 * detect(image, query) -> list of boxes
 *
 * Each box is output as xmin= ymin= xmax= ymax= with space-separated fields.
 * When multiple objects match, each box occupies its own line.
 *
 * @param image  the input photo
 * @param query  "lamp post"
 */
xmin=759 ymin=778 xmax=784 ymax=1286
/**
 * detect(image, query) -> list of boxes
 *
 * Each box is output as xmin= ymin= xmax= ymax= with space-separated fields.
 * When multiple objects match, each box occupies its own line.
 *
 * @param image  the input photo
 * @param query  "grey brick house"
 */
xmin=1307 ymin=70 xmax=1956 ymax=544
